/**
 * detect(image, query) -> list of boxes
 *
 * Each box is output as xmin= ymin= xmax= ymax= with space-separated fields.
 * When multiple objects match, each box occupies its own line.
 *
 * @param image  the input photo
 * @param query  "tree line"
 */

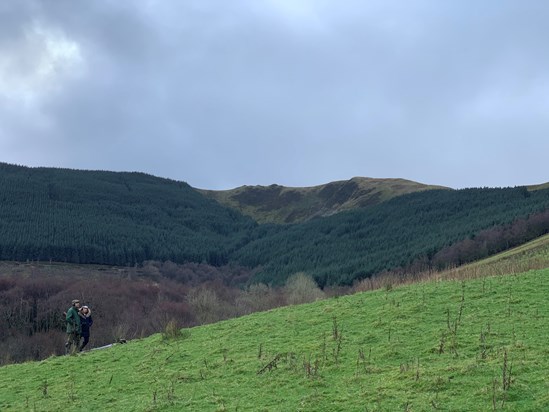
xmin=1 ymin=163 xmax=549 ymax=287
xmin=0 ymin=163 xmax=255 ymax=266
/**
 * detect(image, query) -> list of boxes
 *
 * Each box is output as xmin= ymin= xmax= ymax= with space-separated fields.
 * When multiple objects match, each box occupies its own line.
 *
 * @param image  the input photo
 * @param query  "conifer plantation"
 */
xmin=0 ymin=163 xmax=255 ymax=266
xmin=1 ymin=163 xmax=549 ymax=286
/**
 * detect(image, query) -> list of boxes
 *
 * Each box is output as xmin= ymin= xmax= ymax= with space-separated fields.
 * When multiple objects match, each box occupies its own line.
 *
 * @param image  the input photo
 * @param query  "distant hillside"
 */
xmin=199 ymin=177 xmax=446 ymax=224
xmin=0 ymin=162 xmax=255 ymax=266
xmin=235 ymin=187 xmax=549 ymax=285
xmin=1 ymin=162 xmax=549 ymax=286
xmin=1 ymin=268 xmax=548 ymax=410
xmin=528 ymin=181 xmax=549 ymax=191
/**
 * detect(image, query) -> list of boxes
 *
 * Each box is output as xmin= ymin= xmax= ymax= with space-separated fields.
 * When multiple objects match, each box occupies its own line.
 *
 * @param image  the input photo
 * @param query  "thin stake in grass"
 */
xmin=438 ymin=332 xmax=446 ymax=355
xmin=167 ymin=380 xmax=176 ymax=402
xmin=333 ymin=331 xmax=343 ymax=364
xmin=507 ymin=287 xmax=512 ymax=317
xmin=479 ymin=328 xmax=487 ymax=360
xmin=356 ymin=348 xmax=367 ymax=376
xmin=502 ymin=349 xmax=512 ymax=392
xmin=303 ymin=354 xmax=320 ymax=378
xmin=67 ymin=381 xmax=76 ymax=402
xmin=492 ymin=377 xmax=497 ymax=411
xmin=41 ymin=379 xmax=48 ymax=398
xmin=332 ymin=317 xmax=339 ymax=340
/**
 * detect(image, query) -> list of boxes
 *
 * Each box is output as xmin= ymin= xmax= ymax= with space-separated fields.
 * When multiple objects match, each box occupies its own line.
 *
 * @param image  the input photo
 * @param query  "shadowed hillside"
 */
xmin=199 ymin=177 xmax=446 ymax=224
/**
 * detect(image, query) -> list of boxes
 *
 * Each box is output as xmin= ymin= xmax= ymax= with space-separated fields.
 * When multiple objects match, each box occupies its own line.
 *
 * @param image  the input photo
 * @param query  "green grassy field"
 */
xmin=1 ymin=267 xmax=548 ymax=411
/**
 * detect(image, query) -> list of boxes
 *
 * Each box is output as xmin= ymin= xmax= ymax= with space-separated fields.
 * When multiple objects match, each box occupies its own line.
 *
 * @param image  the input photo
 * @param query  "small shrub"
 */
xmin=162 ymin=319 xmax=183 ymax=341
xmin=285 ymin=273 xmax=325 ymax=305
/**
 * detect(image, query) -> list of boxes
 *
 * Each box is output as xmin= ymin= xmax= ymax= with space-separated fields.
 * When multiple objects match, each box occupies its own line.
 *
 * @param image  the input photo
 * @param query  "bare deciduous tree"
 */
xmin=285 ymin=273 xmax=325 ymax=305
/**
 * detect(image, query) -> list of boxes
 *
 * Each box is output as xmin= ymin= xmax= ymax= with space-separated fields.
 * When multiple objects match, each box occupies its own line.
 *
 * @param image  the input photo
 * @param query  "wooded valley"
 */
xmin=1 ymin=163 xmax=549 ymax=365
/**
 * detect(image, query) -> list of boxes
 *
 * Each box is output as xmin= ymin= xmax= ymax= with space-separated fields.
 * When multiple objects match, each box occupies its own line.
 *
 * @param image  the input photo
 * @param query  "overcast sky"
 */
xmin=1 ymin=1 xmax=548 ymax=190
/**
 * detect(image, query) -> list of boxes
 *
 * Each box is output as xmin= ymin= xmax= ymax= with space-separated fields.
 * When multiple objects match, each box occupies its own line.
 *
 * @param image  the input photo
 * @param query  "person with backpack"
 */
xmin=79 ymin=305 xmax=93 ymax=351
xmin=65 ymin=299 xmax=82 ymax=354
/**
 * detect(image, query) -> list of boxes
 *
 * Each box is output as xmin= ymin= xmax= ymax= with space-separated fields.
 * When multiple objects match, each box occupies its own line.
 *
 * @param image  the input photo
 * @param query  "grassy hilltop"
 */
xmin=199 ymin=177 xmax=445 ymax=224
xmin=1 ymin=267 xmax=548 ymax=411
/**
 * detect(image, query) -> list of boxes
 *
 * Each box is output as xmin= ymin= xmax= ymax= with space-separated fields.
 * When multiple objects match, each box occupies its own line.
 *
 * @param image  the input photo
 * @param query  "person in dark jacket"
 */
xmin=78 ymin=305 xmax=93 ymax=351
xmin=65 ymin=299 xmax=81 ymax=354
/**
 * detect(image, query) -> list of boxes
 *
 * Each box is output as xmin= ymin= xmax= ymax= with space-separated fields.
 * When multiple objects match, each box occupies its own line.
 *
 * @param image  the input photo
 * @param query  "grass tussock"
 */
xmin=161 ymin=319 xmax=191 ymax=342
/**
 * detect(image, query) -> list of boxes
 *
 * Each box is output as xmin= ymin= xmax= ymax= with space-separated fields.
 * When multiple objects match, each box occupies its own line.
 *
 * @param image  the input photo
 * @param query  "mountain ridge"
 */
xmin=198 ymin=176 xmax=448 ymax=224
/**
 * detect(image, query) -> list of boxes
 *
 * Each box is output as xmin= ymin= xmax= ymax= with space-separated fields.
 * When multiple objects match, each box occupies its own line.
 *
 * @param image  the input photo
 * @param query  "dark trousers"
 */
xmin=80 ymin=334 xmax=90 ymax=351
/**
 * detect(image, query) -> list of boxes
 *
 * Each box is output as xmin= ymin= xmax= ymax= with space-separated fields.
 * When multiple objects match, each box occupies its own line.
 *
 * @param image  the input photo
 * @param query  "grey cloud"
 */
xmin=1 ymin=0 xmax=548 ymax=189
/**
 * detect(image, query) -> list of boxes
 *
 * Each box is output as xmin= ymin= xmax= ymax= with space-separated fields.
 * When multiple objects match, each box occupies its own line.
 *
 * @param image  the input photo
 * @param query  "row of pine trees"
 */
xmin=1 ymin=163 xmax=549 ymax=286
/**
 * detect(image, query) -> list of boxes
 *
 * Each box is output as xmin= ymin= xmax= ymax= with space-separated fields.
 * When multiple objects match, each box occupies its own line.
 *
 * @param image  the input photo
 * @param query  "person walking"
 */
xmin=65 ymin=299 xmax=82 ymax=354
xmin=79 ymin=305 xmax=93 ymax=351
